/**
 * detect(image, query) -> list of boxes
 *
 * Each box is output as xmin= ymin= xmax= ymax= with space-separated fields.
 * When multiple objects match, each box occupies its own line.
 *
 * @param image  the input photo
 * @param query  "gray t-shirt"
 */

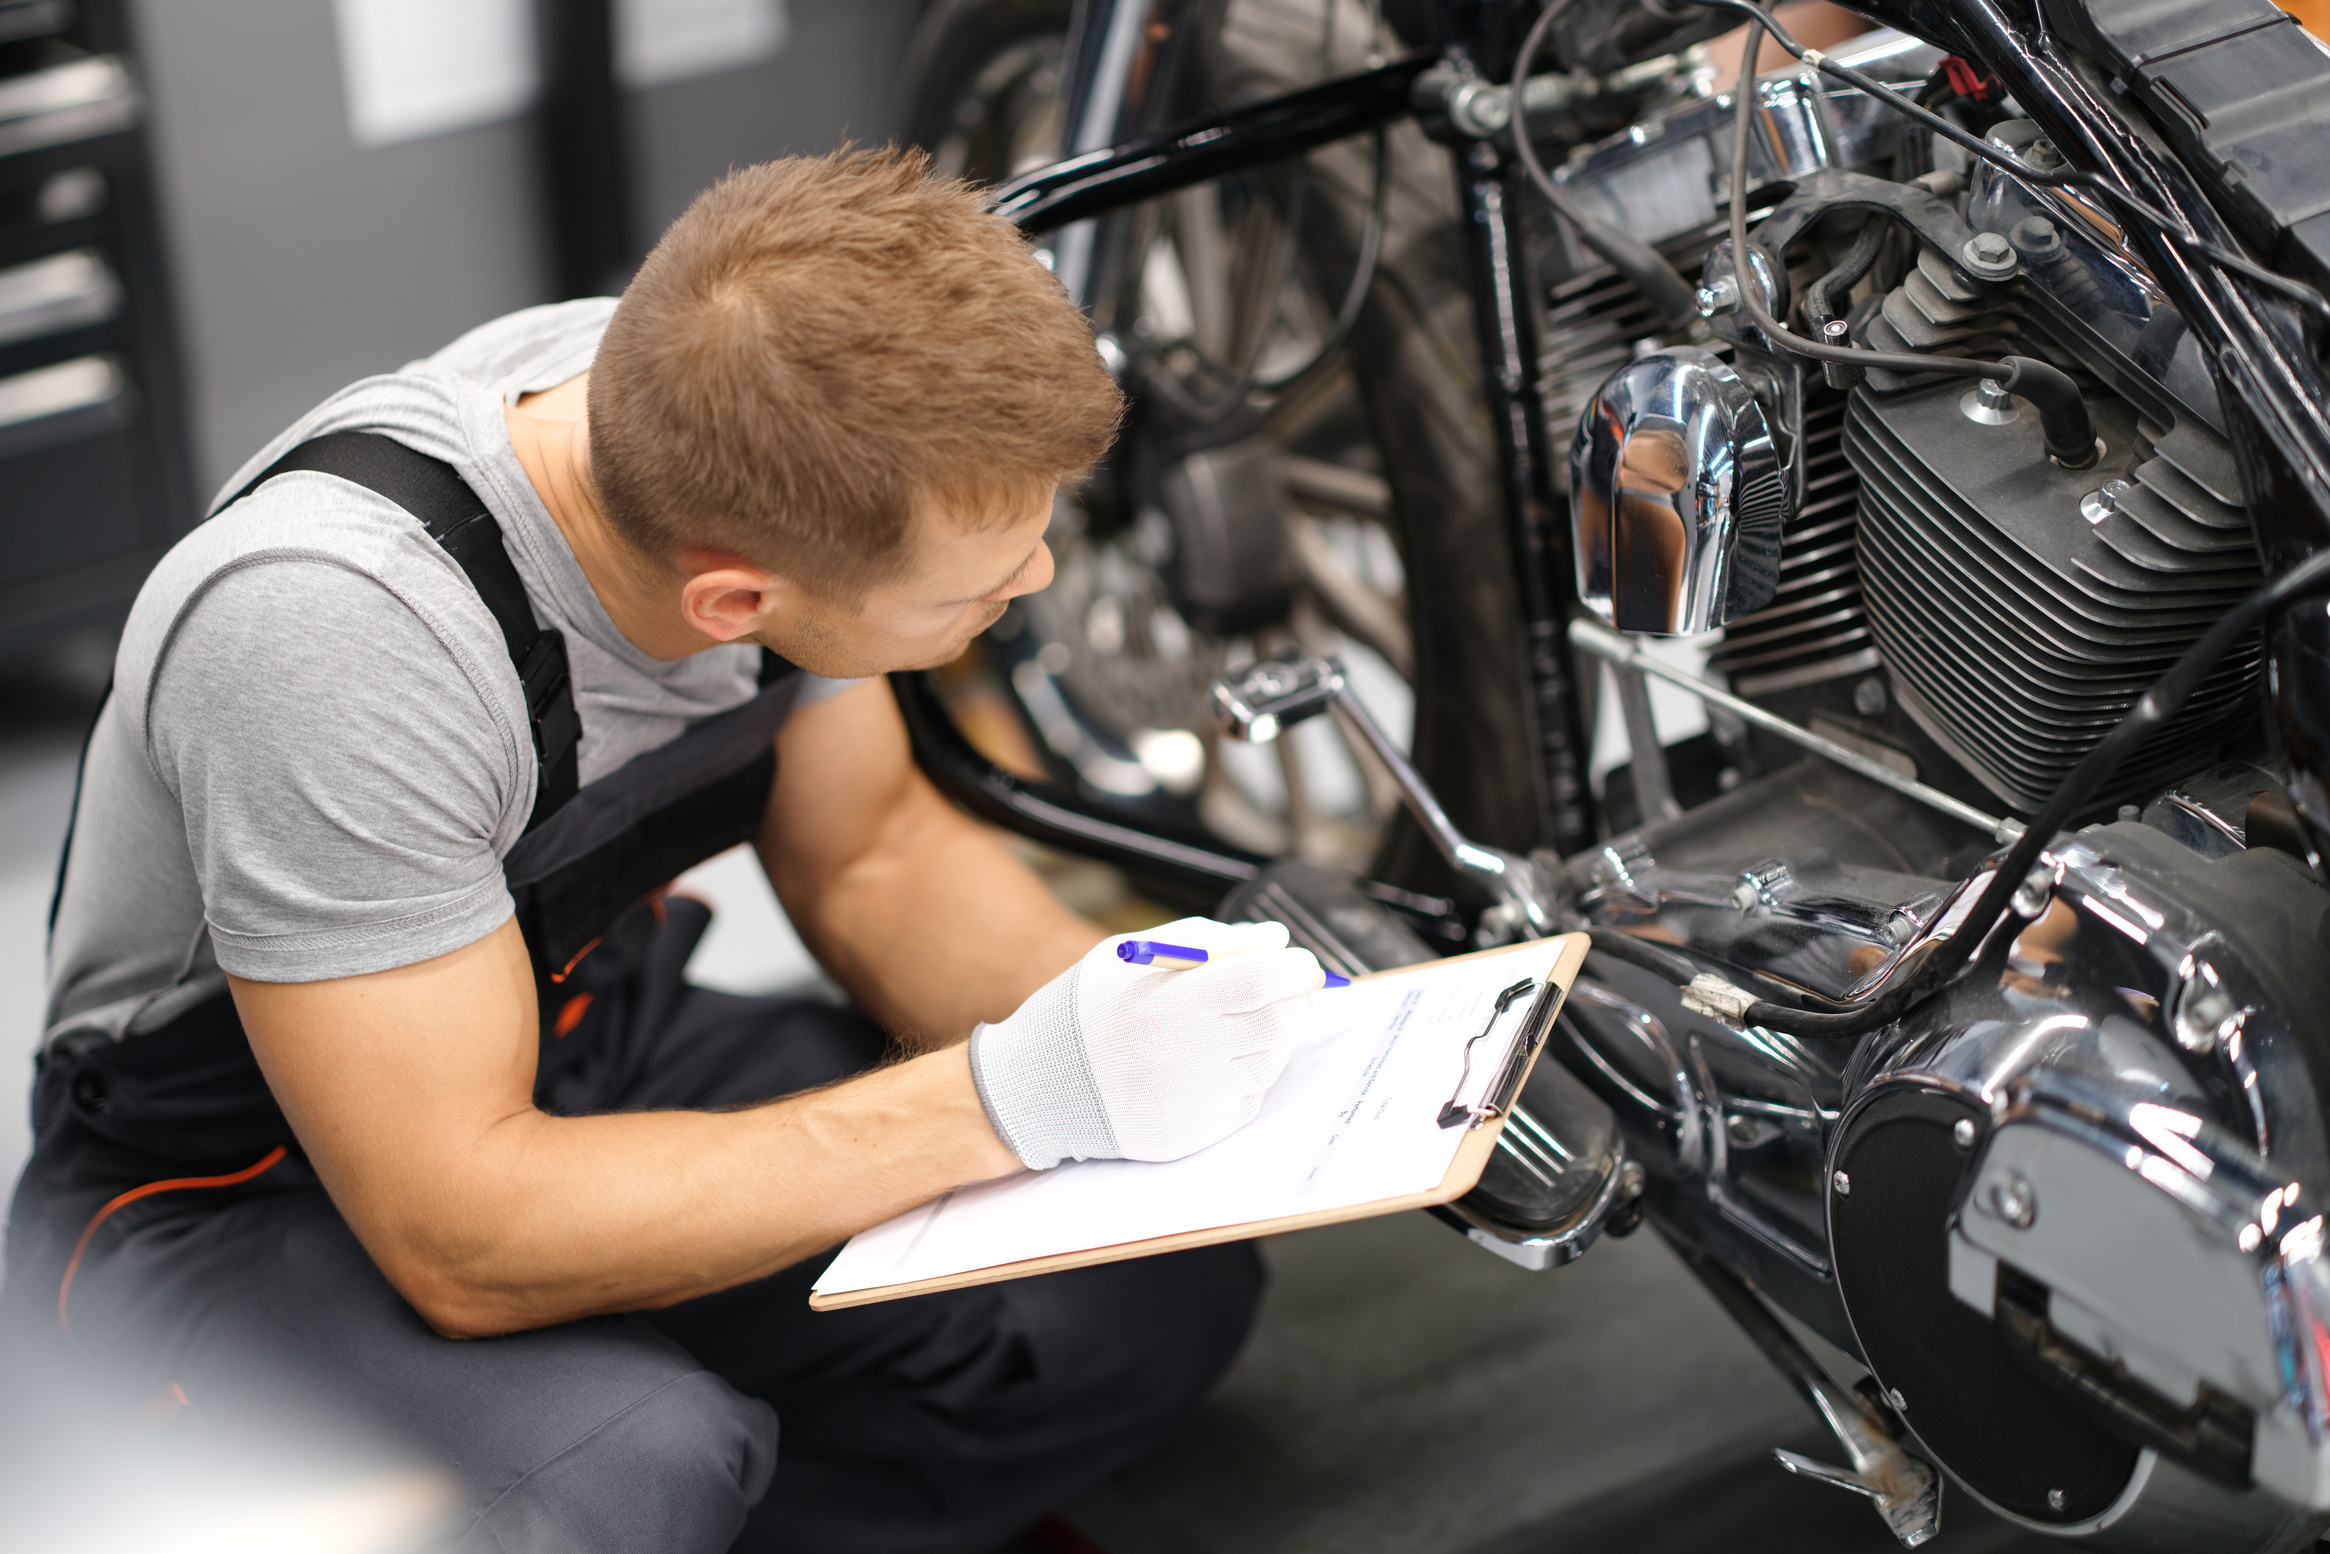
xmin=44 ymin=299 xmax=855 ymax=1053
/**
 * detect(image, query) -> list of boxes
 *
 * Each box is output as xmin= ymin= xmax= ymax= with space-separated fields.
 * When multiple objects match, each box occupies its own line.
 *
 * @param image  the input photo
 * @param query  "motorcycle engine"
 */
xmin=1544 ymin=32 xmax=2330 ymax=1548
xmin=1551 ymin=35 xmax=2264 ymax=818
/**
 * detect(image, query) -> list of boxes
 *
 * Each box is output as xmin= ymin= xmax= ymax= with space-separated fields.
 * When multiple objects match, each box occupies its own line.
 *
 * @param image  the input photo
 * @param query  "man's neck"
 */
xmin=505 ymin=374 xmax=704 ymax=661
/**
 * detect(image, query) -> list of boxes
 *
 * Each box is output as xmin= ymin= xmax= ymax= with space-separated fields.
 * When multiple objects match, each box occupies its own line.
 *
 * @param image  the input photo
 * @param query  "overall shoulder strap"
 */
xmin=233 ymin=431 xmax=581 ymax=828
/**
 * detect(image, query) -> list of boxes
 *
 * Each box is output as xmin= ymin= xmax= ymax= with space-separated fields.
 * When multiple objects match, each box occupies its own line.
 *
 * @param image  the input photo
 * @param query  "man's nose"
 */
xmin=1000 ymin=542 xmax=1054 ymax=601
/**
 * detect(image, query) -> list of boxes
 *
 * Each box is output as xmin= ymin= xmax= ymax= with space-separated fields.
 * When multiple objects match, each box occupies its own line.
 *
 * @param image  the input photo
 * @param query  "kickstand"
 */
xmin=1673 ymin=1241 xmax=1943 ymax=1548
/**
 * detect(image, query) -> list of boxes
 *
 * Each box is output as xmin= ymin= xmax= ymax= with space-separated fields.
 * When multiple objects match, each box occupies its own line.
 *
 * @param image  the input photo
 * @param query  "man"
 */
xmin=5 ymin=148 xmax=1324 ymax=1552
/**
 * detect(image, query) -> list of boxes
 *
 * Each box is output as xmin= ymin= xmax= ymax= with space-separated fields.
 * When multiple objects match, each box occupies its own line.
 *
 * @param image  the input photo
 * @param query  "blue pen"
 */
xmin=1116 ymin=939 xmax=1350 ymax=988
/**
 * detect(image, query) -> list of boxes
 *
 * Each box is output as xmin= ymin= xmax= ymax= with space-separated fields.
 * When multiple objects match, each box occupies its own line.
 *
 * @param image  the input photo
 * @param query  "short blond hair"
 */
xmin=588 ymin=147 xmax=1123 ymax=592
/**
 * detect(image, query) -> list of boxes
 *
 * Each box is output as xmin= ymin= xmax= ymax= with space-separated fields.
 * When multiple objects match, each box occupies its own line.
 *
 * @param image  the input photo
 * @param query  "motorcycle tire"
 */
xmin=897 ymin=0 xmax=1561 ymax=905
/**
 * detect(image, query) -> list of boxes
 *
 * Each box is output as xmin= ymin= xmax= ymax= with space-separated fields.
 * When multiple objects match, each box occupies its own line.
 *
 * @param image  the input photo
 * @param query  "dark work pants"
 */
xmin=2 ymin=900 xmax=1264 ymax=1554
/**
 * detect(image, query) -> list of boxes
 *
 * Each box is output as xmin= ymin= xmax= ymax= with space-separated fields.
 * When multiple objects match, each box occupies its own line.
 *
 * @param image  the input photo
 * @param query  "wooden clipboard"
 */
xmin=810 ymin=933 xmax=1589 ymax=1310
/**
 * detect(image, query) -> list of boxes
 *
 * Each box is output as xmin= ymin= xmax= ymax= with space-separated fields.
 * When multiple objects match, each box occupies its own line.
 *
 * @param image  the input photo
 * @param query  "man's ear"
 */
xmin=678 ymin=559 xmax=797 ymax=644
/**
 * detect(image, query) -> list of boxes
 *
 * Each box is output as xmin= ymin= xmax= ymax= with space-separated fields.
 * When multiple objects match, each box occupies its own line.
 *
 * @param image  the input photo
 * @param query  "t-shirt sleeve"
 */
xmin=147 ymin=557 xmax=528 ymax=982
xmin=797 ymin=673 xmax=870 ymax=707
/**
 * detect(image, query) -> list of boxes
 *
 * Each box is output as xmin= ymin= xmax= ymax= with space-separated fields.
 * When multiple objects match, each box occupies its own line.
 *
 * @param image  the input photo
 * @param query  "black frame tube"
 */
xmin=1449 ymin=139 xmax=1597 ymax=855
xmin=989 ymin=54 xmax=1437 ymax=235
xmin=889 ymin=671 xmax=1265 ymax=895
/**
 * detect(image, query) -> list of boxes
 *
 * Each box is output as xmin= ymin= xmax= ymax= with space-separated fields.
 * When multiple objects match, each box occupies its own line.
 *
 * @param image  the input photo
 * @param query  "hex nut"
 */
xmin=1961 ymin=231 xmax=2017 ymax=281
xmin=1833 ymin=1169 xmax=1852 ymax=1198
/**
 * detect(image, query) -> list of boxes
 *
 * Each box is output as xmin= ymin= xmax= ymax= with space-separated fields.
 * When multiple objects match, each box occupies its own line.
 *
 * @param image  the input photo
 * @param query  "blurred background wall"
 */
xmin=133 ymin=0 xmax=923 ymax=497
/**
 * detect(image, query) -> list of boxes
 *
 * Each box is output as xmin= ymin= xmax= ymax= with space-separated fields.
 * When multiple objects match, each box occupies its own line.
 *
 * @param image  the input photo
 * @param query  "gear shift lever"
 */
xmin=1209 ymin=654 xmax=1557 ymax=939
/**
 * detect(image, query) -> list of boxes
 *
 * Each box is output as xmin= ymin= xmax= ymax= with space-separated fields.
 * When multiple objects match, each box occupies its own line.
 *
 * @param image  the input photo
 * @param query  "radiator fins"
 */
xmin=1845 ymin=387 xmax=2262 ymax=815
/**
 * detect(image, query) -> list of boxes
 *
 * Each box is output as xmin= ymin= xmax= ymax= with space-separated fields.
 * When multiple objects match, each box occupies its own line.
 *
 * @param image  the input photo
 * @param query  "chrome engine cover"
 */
xmin=1555 ymin=761 xmax=2330 ymax=1548
xmin=1569 ymin=346 xmax=1791 ymax=634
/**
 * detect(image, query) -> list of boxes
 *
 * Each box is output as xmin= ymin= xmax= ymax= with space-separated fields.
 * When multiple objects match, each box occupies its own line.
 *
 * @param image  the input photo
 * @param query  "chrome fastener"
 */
xmin=1989 ymin=1171 xmax=2037 ymax=1229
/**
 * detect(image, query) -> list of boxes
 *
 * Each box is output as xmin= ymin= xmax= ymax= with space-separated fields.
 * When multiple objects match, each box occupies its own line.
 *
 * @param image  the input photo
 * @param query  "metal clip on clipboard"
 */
xmin=1436 ymin=975 xmax=1557 ymax=1129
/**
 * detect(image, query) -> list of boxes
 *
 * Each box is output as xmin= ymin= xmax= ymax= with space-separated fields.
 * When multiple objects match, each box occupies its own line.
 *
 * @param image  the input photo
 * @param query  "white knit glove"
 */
xmin=968 ymin=917 xmax=1324 ymax=1169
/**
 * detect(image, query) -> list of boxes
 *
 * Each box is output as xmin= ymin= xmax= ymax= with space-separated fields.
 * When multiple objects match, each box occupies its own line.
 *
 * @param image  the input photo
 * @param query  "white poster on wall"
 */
xmin=332 ymin=0 xmax=536 ymax=150
xmin=617 ymin=0 xmax=790 ymax=91
xmin=332 ymin=0 xmax=790 ymax=150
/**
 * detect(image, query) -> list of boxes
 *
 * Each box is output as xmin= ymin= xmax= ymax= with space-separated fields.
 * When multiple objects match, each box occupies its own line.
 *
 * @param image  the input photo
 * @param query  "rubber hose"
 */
xmin=1999 ymin=356 xmax=2098 ymax=468
xmin=1803 ymin=218 xmax=1885 ymax=327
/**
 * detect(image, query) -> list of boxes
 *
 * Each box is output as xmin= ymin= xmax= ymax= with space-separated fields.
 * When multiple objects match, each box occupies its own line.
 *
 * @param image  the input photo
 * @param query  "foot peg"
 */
xmin=1680 ymin=1248 xmax=1943 ymax=1548
xmin=1774 ymin=1442 xmax=1942 ymax=1548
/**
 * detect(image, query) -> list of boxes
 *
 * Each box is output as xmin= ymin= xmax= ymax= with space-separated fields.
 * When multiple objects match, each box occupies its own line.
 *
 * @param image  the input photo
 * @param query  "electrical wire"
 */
xmin=1679 ymin=0 xmax=2330 ymax=328
xmin=1508 ymin=0 xmax=1701 ymax=328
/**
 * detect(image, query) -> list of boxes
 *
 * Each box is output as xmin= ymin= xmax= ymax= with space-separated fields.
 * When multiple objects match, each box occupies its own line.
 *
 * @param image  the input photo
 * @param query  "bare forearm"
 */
xmin=770 ymin=801 xmax=1102 ymax=1046
xmin=380 ymin=1044 xmax=1016 ymax=1336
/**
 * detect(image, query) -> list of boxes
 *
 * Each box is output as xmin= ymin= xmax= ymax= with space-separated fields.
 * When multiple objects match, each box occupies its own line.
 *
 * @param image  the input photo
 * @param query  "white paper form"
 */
xmin=813 ymin=938 xmax=1573 ymax=1301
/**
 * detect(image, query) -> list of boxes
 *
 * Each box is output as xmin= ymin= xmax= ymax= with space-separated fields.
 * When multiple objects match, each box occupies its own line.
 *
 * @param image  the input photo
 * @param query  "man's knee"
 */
xmin=462 ymin=1369 xmax=778 ymax=1554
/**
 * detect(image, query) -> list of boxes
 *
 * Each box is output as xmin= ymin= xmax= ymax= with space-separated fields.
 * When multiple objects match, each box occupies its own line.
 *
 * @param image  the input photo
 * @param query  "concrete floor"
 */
xmin=1048 ymin=1214 xmax=2059 ymax=1554
xmin=0 ymin=637 xmax=2062 ymax=1553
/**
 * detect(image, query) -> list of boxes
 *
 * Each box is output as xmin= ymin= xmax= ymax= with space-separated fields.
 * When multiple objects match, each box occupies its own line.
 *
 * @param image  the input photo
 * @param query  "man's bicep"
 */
xmin=230 ymin=916 xmax=540 ymax=1284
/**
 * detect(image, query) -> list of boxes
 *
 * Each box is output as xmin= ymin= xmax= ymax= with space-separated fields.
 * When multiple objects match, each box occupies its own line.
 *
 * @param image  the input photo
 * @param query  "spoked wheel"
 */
xmin=900 ymin=0 xmax=1553 ymax=914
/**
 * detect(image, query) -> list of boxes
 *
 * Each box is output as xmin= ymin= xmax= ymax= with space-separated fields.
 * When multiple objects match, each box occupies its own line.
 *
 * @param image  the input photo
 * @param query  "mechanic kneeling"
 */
xmin=3 ymin=148 xmax=1325 ymax=1553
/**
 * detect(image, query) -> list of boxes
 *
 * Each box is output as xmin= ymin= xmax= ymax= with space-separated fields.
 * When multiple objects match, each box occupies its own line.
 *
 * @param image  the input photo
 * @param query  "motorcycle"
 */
xmin=894 ymin=0 xmax=2330 ymax=1546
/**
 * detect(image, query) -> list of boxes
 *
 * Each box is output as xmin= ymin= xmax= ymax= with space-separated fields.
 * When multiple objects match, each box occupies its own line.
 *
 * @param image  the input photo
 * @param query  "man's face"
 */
xmin=762 ymin=488 xmax=1058 ymax=679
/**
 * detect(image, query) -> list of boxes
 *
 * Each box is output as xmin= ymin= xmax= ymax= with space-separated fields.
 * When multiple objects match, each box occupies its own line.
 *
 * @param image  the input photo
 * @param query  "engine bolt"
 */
xmin=2047 ymin=1489 xmax=2068 ymax=1512
xmin=1961 ymin=377 xmax=2021 ymax=425
xmin=1953 ymin=1118 xmax=1977 ymax=1149
xmin=2012 ymin=214 xmax=2065 ymax=260
xmin=2080 ymin=479 xmax=2133 ymax=525
xmin=1729 ymin=1114 xmax=1759 ymax=1145
xmin=1852 ymin=676 xmax=1889 ymax=717
xmin=2010 ymin=864 xmax=2056 ymax=918
xmin=1990 ymin=1171 xmax=2038 ymax=1229
xmin=1833 ymin=1169 xmax=1852 ymax=1198
xmin=1961 ymin=231 xmax=2018 ymax=281
xmin=1885 ymin=1386 xmax=1910 ymax=1413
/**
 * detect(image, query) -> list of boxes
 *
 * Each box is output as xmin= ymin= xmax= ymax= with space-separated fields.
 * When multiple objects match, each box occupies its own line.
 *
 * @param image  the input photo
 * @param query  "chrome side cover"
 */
xmin=1951 ymin=1076 xmax=2330 ymax=1510
xmin=1570 ymin=345 xmax=1791 ymax=634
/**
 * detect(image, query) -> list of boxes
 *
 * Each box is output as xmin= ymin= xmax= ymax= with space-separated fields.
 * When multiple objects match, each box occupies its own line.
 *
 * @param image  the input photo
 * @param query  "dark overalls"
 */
xmin=1 ymin=436 xmax=1260 ymax=1554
